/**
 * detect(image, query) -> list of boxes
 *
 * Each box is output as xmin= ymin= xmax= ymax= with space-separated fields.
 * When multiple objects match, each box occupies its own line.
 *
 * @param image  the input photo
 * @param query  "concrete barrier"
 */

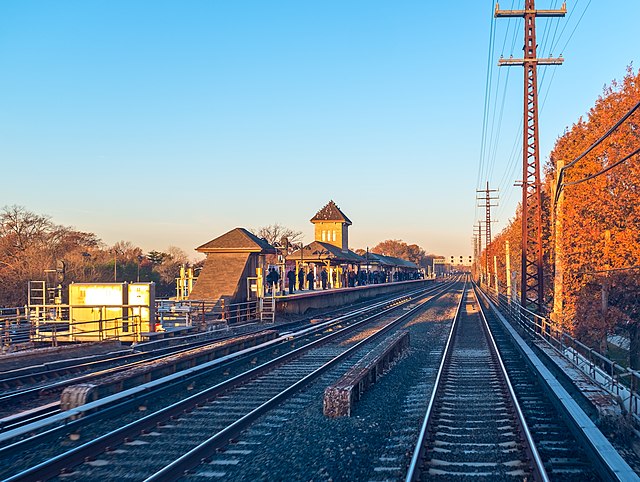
xmin=323 ymin=330 xmax=410 ymax=417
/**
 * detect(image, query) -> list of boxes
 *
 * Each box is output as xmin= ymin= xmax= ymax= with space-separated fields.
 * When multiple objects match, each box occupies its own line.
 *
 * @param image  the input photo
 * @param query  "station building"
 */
xmin=188 ymin=227 xmax=276 ymax=305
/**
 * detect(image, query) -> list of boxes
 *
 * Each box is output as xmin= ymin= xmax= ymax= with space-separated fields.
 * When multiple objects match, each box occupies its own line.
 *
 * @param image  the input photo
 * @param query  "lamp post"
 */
xmin=366 ymin=247 xmax=370 ymax=284
xmin=112 ymin=247 xmax=122 ymax=282
xmin=82 ymin=252 xmax=91 ymax=281
xmin=298 ymin=243 xmax=305 ymax=290
xmin=137 ymin=255 xmax=144 ymax=282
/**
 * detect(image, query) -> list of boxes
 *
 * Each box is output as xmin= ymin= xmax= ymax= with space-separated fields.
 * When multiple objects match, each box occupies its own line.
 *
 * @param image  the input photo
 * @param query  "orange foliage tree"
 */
xmin=547 ymin=66 xmax=640 ymax=354
xmin=487 ymin=66 xmax=640 ymax=362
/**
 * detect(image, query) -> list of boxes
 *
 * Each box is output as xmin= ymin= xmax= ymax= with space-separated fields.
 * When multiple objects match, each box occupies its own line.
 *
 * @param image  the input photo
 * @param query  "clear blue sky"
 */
xmin=1 ymin=1 xmax=638 ymax=261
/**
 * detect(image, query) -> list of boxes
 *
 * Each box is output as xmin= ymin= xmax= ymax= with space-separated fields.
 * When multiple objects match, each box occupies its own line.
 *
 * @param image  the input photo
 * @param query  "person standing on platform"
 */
xmin=298 ymin=268 xmax=305 ymax=291
xmin=321 ymin=268 xmax=328 ymax=290
xmin=287 ymin=268 xmax=296 ymax=295
xmin=265 ymin=268 xmax=274 ymax=294
xmin=306 ymin=270 xmax=315 ymax=290
xmin=273 ymin=268 xmax=281 ymax=294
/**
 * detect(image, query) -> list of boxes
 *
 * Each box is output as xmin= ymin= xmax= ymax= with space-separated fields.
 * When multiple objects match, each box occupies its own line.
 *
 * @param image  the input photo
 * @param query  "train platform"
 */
xmin=272 ymin=279 xmax=433 ymax=315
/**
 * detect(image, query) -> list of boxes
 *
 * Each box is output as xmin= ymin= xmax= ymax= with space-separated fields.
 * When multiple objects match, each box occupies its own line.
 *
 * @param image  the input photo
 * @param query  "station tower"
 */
xmin=310 ymin=200 xmax=352 ymax=253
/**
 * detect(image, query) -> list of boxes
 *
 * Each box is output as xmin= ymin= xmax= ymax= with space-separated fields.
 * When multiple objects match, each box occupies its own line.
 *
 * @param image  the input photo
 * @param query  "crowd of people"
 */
xmin=265 ymin=265 xmax=423 ymax=296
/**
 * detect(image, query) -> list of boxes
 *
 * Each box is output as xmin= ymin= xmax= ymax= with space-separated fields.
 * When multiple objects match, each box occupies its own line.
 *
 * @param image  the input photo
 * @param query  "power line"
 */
xmin=555 ymin=99 xmax=640 ymax=204
xmin=563 ymin=145 xmax=640 ymax=187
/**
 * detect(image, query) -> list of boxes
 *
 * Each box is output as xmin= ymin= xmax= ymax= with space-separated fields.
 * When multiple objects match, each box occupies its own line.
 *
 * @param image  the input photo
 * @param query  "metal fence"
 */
xmin=480 ymin=286 xmax=640 ymax=422
xmin=1 ymin=296 xmax=268 ymax=351
xmin=155 ymin=298 xmax=264 ymax=329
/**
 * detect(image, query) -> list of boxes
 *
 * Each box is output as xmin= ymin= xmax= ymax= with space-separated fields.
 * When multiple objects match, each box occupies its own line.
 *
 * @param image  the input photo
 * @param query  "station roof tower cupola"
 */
xmin=310 ymin=200 xmax=352 ymax=253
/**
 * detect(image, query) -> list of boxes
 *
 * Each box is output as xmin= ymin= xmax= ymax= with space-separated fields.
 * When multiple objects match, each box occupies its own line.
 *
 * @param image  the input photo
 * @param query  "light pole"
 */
xmin=82 ymin=252 xmax=91 ymax=281
xmin=137 ymin=255 xmax=144 ymax=282
xmin=112 ymin=248 xmax=122 ymax=282
xmin=366 ymin=247 xmax=370 ymax=284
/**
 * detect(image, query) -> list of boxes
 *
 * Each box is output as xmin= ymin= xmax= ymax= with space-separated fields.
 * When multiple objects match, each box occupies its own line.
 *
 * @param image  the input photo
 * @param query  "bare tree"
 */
xmin=252 ymin=224 xmax=303 ymax=251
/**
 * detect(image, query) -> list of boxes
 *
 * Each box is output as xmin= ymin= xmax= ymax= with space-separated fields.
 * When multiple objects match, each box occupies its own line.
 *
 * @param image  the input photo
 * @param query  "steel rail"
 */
xmin=476 ymin=285 xmax=640 ymax=482
xmin=2 ymin=282 xmax=453 ymax=481
xmin=144 ymin=283 xmax=451 ymax=481
xmin=0 ymin=285 xmax=439 ymax=450
xmin=0 ymin=285 xmax=431 ymax=431
xmin=473 ymin=284 xmax=549 ymax=482
xmin=404 ymin=280 xmax=466 ymax=481
xmin=406 ymin=281 xmax=548 ymax=481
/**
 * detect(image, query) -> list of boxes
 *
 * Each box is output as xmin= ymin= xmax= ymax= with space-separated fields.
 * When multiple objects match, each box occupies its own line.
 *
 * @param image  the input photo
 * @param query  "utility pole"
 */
xmin=477 ymin=182 xmax=498 ymax=287
xmin=505 ymin=240 xmax=512 ymax=300
xmin=496 ymin=0 xmax=565 ymax=313
xmin=552 ymin=160 xmax=565 ymax=326
xmin=473 ymin=221 xmax=483 ymax=284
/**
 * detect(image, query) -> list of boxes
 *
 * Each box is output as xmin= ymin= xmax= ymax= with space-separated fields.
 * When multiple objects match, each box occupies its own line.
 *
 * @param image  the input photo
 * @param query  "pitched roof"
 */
xmin=196 ymin=227 xmax=276 ymax=254
xmin=286 ymin=241 xmax=364 ymax=263
xmin=310 ymin=200 xmax=352 ymax=225
xmin=367 ymin=253 xmax=418 ymax=269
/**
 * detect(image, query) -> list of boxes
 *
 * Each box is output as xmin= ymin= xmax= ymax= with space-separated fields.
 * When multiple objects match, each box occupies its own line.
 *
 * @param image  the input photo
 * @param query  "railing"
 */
xmin=1 ymin=306 xmax=146 ymax=348
xmin=61 ymin=315 xmax=141 ymax=342
xmin=479 ymin=286 xmax=640 ymax=422
xmin=1 ymin=307 xmax=32 ymax=350
xmin=156 ymin=298 xmax=262 ymax=329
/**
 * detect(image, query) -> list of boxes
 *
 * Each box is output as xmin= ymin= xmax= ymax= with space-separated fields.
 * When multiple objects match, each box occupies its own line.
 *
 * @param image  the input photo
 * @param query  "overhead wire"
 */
xmin=477 ymin=0 xmax=519 ymax=231
xmin=563 ymin=145 xmax=640 ymax=187
xmin=478 ymin=0 xmax=594 ymax=236
xmin=477 ymin=1 xmax=497 ymax=192
xmin=486 ymin=0 xmax=519 ymax=184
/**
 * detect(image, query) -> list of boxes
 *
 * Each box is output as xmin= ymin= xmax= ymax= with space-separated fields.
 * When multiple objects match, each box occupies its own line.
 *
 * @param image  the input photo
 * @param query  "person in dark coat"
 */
xmin=265 ymin=268 xmax=275 ymax=294
xmin=273 ymin=268 xmax=281 ymax=294
xmin=298 ymin=268 xmax=305 ymax=291
xmin=320 ymin=268 xmax=328 ymax=290
xmin=287 ymin=268 xmax=296 ymax=294
xmin=306 ymin=270 xmax=315 ymax=290
xmin=320 ymin=268 xmax=329 ymax=290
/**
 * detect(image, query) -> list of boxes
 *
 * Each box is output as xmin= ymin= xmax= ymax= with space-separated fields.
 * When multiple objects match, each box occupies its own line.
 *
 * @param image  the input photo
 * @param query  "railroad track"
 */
xmin=0 ymin=286 xmax=433 ymax=430
xmin=474 ymin=288 xmax=605 ymax=481
xmin=407 ymin=284 xmax=616 ymax=481
xmin=407 ymin=284 xmax=548 ymax=481
xmin=0 ymin=280 xmax=455 ymax=481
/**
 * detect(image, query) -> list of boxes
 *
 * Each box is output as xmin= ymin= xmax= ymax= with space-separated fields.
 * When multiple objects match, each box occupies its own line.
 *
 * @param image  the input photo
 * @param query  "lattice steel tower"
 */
xmin=495 ymin=1 xmax=565 ymax=312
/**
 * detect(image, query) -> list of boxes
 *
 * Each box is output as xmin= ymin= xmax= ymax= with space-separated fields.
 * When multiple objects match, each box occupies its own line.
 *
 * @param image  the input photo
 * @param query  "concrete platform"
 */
xmin=274 ymin=279 xmax=433 ymax=315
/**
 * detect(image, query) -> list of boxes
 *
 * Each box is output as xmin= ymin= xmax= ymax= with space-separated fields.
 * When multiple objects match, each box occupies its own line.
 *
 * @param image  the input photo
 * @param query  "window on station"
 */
xmin=332 ymin=231 xmax=336 ymax=241
xmin=322 ymin=230 xmax=326 ymax=242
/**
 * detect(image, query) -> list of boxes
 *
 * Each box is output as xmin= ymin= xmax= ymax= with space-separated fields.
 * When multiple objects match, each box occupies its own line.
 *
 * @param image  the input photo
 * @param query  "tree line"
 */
xmin=0 ymin=210 xmax=437 ymax=309
xmin=0 ymin=205 xmax=195 ymax=306
xmin=485 ymin=66 xmax=640 ymax=366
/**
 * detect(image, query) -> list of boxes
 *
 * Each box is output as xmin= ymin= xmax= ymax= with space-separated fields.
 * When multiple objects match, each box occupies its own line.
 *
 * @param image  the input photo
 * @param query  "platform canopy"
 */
xmin=286 ymin=241 xmax=363 ymax=265
xmin=365 ymin=252 xmax=418 ymax=271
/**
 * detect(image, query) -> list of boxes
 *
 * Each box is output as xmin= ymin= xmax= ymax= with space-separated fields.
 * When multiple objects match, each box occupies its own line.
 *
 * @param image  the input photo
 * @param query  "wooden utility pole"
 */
xmin=505 ymin=240 xmax=512 ymax=300
xmin=552 ymin=160 xmax=565 ymax=326
xmin=496 ymin=1 xmax=565 ymax=313
xmin=474 ymin=221 xmax=483 ymax=284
